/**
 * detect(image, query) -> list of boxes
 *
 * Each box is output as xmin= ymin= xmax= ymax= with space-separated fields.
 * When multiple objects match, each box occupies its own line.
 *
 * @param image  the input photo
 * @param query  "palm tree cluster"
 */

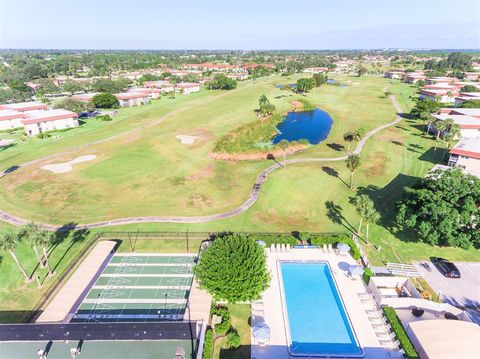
xmin=258 ymin=95 xmax=276 ymax=116
xmin=0 ymin=223 xmax=54 ymax=283
xmin=353 ymin=194 xmax=380 ymax=244
xmin=343 ymin=127 xmax=366 ymax=153
xmin=433 ymin=118 xmax=461 ymax=156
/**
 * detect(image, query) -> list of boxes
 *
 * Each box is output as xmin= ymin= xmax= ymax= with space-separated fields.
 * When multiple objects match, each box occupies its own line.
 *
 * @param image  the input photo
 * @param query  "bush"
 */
xmin=363 ymin=267 xmax=373 ymax=284
xmin=36 ymin=132 xmax=51 ymax=139
xmin=383 ymin=307 xmax=419 ymax=359
xmin=97 ymin=115 xmax=113 ymax=121
xmin=196 ymin=234 xmax=270 ymax=302
xmin=211 ymin=306 xmax=231 ymax=335
xmin=92 ymin=93 xmax=119 ymax=109
xmin=226 ymin=330 xmax=241 ymax=349
xmin=202 ymin=328 xmax=214 ymax=359
xmin=309 ymin=234 xmax=361 ymax=260
xmin=206 ymin=74 xmax=237 ymax=90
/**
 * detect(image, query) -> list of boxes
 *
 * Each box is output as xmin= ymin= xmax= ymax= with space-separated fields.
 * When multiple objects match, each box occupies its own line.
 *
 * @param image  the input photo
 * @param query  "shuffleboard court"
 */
xmin=71 ymin=253 xmax=196 ymax=323
xmin=94 ymin=276 xmax=192 ymax=287
xmin=102 ymin=265 xmax=193 ymax=275
xmin=109 ymin=255 xmax=197 ymax=264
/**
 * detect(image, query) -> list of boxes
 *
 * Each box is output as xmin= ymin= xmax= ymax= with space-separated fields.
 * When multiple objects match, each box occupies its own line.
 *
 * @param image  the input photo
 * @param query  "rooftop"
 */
xmin=0 ymin=101 xmax=48 ymax=111
xmin=23 ymin=109 xmax=78 ymax=125
xmin=450 ymin=138 xmax=480 ymax=158
xmin=433 ymin=114 xmax=480 ymax=129
xmin=0 ymin=109 xmax=25 ymax=121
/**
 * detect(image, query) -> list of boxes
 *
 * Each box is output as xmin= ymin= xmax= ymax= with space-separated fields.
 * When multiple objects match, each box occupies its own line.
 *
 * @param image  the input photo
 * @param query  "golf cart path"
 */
xmin=0 ymin=95 xmax=403 ymax=230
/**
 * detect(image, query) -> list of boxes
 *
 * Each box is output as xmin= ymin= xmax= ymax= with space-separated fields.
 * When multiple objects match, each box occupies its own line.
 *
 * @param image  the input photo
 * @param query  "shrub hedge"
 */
xmin=383 ymin=306 xmax=419 ymax=359
xmin=363 ymin=267 xmax=373 ymax=284
xmin=308 ymin=234 xmax=361 ymax=260
xmin=211 ymin=306 xmax=231 ymax=335
xmin=202 ymin=328 xmax=214 ymax=359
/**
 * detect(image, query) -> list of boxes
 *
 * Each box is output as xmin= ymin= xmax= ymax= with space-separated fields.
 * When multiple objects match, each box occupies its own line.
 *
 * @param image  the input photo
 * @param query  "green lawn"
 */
xmin=0 ymin=75 xmax=404 ymax=224
xmin=213 ymin=304 xmax=251 ymax=359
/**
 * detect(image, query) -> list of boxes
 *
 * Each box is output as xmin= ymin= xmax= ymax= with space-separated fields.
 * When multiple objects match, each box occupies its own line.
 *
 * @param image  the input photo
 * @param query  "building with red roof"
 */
xmin=448 ymin=138 xmax=480 ymax=177
xmin=175 ymin=83 xmax=201 ymax=95
xmin=0 ymin=109 xmax=26 ymax=131
xmin=114 ymin=92 xmax=150 ymax=107
xmin=22 ymin=109 xmax=79 ymax=137
xmin=0 ymin=101 xmax=48 ymax=112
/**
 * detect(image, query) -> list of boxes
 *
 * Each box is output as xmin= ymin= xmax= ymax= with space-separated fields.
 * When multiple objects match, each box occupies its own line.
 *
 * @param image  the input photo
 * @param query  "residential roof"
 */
xmin=114 ymin=92 xmax=149 ymax=100
xmin=407 ymin=319 xmax=480 ymax=359
xmin=176 ymin=82 xmax=200 ymax=88
xmin=0 ymin=109 xmax=26 ymax=122
xmin=433 ymin=114 xmax=480 ymax=129
xmin=450 ymin=108 xmax=480 ymax=117
xmin=22 ymin=109 xmax=78 ymax=125
xmin=450 ymin=138 xmax=480 ymax=159
xmin=420 ymin=89 xmax=458 ymax=96
xmin=0 ymin=101 xmax=48 ymax=112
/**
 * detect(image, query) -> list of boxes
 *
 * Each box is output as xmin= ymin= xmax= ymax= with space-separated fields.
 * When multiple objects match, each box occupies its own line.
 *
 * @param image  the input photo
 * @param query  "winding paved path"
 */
xmin=0 ymin=94 xmax=403 ymax=231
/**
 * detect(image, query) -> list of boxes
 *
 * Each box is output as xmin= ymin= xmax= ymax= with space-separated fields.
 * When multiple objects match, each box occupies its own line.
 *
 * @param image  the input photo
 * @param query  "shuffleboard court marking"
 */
xmin=93 ymin=285 xmax=191 ymax=290
xmin=82 ymin=298 xmax=188 ymax=304
xmin=108 ymin=262 xmax=195 ymax=267
xmin=100 ymin=273 xmax=193 ymax=278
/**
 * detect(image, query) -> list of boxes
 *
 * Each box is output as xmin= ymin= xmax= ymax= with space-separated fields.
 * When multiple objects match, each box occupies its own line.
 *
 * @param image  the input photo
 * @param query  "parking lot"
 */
xmin=419 ymin=261 xmax=480 ymax=323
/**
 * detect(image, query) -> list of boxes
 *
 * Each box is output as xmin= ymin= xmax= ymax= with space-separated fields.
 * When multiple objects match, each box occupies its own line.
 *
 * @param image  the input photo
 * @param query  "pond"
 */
xmin=272 ymin=109 xmax=333 ymax=145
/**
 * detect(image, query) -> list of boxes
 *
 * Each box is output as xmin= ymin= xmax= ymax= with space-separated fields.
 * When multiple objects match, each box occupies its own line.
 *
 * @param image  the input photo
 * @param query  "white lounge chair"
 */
xmin=281 ymin=243 xmax=286 ymax=252
xmin=327 ymin=244 xmax=333 ymax=252
xmin=389 ymin=349 xmax=405 ymax=358
xmin=322 ymin=244 xmax=327 ymax=253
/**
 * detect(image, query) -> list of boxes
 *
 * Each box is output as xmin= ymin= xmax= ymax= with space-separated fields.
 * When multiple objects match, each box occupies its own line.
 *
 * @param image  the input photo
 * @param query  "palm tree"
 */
xmin=434 ymin=119 xmax=453 ymax=149
xmin=343 ymin=131 xmax=355 ymax=152
xmin=346 ymin=154 xmax=361 ymax=190
xmin=364 ymin=206 xmax=380 ymax=244
xmin=278 ymin=139 xmax=289 ymax=168
xmin=18 ymin=222 xmax=45 ymax=268
xmin=353 ymin=127 xmax=366 ymax=142
xmin=353 ymin=194 xmax=374 ymax=235
xmin=38 ymin=230 xmax=54 ymax=276
xmin=443 ymin=124 xmax=460 ymax=158
xmin=0 ymin=231 xmax=31 ymax=282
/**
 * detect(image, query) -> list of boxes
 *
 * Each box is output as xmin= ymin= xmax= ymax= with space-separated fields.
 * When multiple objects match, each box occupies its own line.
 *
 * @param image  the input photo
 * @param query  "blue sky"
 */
xmin=0 ymin=0 xmax=479 ymax=49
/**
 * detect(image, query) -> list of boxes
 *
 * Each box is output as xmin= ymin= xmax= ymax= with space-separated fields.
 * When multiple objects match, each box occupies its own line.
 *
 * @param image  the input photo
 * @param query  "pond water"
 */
xmin=272 ymin=109 xmax=333 ymax=145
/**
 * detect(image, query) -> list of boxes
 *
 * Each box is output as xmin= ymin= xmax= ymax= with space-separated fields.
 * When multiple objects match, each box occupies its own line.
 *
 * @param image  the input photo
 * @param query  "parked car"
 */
xmin=430 ymin=257 xmax=461 ymax=278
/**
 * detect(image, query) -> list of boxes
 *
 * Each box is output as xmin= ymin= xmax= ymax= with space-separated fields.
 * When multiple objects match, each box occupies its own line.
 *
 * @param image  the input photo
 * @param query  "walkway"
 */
xmin=0 ymin=95 xmax=404 ymax=230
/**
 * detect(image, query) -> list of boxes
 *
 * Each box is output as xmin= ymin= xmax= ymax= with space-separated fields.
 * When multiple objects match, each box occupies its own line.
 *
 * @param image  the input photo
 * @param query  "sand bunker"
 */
xmin=42 ymin=155 xmax=96 ymax=174
xmin=176 ymin=135 xmax=199 ymax=145
xmin=0 ymin=139 xmax=14 ymax=147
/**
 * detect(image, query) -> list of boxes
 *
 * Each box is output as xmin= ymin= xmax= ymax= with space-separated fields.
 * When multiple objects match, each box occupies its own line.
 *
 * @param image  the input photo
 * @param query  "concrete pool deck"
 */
xmin=252 ymin=247 xmax=400 ymax=359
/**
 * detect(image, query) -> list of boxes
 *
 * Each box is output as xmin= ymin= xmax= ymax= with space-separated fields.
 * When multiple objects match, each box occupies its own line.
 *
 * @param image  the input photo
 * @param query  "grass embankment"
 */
xmin=211 ymin=113 xmax=307 ymax=160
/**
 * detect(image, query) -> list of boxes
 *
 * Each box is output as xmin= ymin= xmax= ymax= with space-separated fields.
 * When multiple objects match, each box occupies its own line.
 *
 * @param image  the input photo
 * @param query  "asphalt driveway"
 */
xmin=418 ymin=261 xmax=480 ymax=323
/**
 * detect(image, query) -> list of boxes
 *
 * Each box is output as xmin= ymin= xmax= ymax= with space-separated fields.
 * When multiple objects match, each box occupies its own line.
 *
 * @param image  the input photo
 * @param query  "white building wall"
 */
xmin=0 ymin=118 xmax=24 ymax=131
xmin=24 ymin=117 xmax=79 ymax=136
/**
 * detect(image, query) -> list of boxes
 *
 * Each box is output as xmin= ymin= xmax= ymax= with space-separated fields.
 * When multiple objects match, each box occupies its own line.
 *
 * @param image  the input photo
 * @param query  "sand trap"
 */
xmin=42 ymin=155 xmax=96 ymax=173
xmin=0 ymin=139 xmax=14 ymax=147
xmin=176 ymin=134 xmax=199 ymax=145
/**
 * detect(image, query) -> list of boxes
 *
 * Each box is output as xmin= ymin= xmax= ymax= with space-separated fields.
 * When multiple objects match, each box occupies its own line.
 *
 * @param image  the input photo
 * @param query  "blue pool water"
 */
xmin=280 ymin=261 xmax=362 ymax=356
xmin=272 ymin=109 xmax=333 ymax=145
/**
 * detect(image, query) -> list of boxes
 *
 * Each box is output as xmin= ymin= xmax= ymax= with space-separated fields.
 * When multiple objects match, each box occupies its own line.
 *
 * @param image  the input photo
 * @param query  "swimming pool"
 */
xmin=279 ymin=261 xmax=363 ymax=357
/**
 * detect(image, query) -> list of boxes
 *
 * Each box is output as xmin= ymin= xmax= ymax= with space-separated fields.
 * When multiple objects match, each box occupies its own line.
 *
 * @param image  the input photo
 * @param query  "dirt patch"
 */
xmin=365 ymin=152 xmax=387 ymax=177
xmin=188 ymin=164 xmax=215 ymax=182
xmin=256 ymin=210 xmax=311 ymax=227
xmin=209 ymin=143 xmax=307 ymax=161
xmin=187 ymin=193 xmax=213 ymax=208
xmin=290 ymin=100 xmax=304 ymax=111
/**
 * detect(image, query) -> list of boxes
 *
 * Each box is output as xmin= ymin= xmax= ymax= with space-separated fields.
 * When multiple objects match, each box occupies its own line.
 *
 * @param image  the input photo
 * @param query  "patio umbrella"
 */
xmin=337 ymin=243 xmax=350 ymax=254
xmin=349 ymin=265 xmax=364 ymax=277
xmin=252 ymin=322 xmax=271 ymax=342
xmin=256 ymin=240 xmax=266 ymax=247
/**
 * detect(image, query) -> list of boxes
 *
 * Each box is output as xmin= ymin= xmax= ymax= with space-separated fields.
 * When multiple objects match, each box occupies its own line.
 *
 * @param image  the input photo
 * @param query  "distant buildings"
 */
xmin=384 ymin=71 xmax=405 ymax=80
xmin=175 ymin=83 xmax=201 ymax=94
xmin=114 ymin=92 xmax=150 ymax=107
xmin=404 ymin=73 xmax=426 ymax=84
xmin=304 ymin=67 xmax=328 ymax=74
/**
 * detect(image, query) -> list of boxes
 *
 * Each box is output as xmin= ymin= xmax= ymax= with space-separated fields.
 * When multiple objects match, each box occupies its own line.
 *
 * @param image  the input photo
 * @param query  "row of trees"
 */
xmin=0 ymin=223 xmax=55 ymax=283
xmin=205 ymin=74 xmax=237 ymax=90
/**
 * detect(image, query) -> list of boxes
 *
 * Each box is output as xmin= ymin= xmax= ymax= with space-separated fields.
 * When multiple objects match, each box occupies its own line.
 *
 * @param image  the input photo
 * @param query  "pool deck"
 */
xmin=252 ymin=247 xmax=399 ymax=359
